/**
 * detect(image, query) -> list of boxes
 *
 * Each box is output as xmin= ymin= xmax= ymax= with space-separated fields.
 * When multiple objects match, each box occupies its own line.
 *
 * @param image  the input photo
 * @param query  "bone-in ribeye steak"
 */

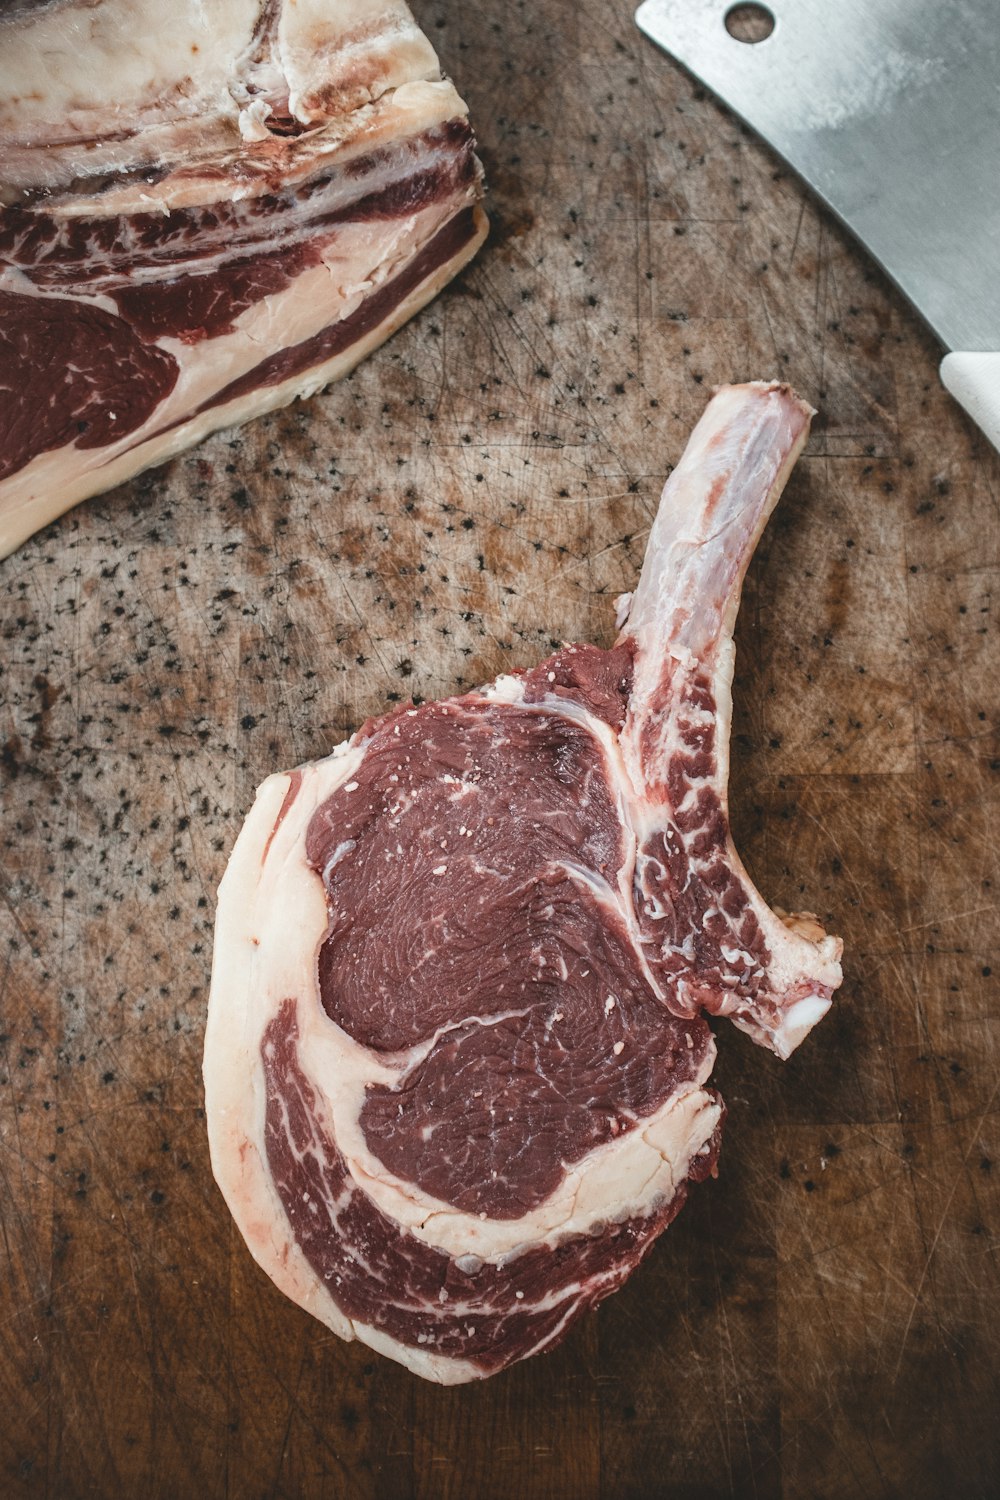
xmin=0 ymin=0 xmax=486 ymax=557
xmin=205 ymin=382 xmax=843 ymax=1383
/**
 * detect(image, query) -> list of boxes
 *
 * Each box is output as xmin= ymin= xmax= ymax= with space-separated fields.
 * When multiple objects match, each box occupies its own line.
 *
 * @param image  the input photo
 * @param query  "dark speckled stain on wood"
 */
xmin=1 ymin=2 xmax=999 ymax=1497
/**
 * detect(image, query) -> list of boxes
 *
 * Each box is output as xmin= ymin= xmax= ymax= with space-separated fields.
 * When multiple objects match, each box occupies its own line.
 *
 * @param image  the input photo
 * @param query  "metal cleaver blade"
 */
xmin=635 ymin=0 xmax=1000 ymax=450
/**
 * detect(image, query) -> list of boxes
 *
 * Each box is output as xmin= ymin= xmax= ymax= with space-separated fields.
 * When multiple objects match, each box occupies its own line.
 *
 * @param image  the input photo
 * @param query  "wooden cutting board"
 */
xmin=1 ymin=2 xmax=998 ymax=1496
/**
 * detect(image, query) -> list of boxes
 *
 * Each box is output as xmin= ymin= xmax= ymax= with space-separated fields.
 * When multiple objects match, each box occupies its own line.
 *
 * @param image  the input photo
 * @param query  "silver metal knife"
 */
xmin=635 ymin=0 xmax=1000 ymax=449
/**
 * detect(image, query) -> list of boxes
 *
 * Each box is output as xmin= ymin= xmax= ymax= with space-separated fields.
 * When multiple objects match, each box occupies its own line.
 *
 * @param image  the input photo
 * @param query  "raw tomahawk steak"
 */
xmin=0 ymin=0 xmax=486 ymax=557
xmin=205 ymin=382 xmax=843 ymax=1383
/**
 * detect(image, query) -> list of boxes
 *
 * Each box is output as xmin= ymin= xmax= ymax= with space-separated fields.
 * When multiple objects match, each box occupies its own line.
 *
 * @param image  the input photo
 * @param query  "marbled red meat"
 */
xmin=205 ymin=382 xmax=843 ymax=1383
xmin=0 ymin=290 xmax=179 ymax=482
xmin=0 ymin=0 xmax=487 ymax=556
xmin=261 ymin=997 xmax=717 ymax=1375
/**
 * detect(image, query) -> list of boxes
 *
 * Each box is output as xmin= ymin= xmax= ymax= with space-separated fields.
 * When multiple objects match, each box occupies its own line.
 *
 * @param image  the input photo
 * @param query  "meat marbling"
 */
xmin=205 ymin=381 xmax=843 ymax=1383
xmin=0 ymin=0 xmax=487 ymax=557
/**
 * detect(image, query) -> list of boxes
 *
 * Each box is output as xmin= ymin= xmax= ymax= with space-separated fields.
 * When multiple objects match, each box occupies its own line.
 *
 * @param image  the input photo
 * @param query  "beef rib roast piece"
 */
xmin=0 ymin=0 xmax=486 ymax=558
xmin=205 ymin=381 xmax=843 ymax=1383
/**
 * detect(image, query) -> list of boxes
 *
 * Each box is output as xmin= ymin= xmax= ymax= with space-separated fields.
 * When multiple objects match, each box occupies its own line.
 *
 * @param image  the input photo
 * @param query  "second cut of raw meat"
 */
xmin=0 ymin=0 xmax=487 ymax=556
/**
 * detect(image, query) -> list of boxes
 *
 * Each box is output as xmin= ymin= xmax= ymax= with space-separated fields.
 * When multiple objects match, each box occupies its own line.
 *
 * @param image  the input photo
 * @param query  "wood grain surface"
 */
xmin=2 ymin=2 xmax=999 ymax=1496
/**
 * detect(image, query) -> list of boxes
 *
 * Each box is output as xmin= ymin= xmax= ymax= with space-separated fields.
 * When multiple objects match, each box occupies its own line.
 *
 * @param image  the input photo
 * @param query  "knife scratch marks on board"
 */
xmin=0 ymin=878 xmax=37 ymax=960
xmin=899 ymin=904 xmax=999 ymax=935
xmin=894 ymin=1074 xmax=1000 ymax=1377
xmin=707 ymin=1235 xmax=737 ymax=1492
xmin=0 ymin=1107 xmax=40 ymax=1275
xmin=788 ymin=200 xmax=808 ymax=271
xmin=813 ymin=218 xmax=827 ymax=342
xmin=322 ymin=550 xmax=395 ymax=688
xmin=795 ymin=799 xmax=861 ymax=902
xmin=169 ymin=764 xmax=213 ymax=912
xmin=0 ymin=1264 xmax=96 ymax=1335
xmin=477 ymin=261 xmax=636 ymax=480
xmin=755 ymin=282 xmax=784 ymax=383
xmin=270 ymin=1340 xmax=311 ymax=1495
xmin=511 ymin=534 xmax=640 ymax=614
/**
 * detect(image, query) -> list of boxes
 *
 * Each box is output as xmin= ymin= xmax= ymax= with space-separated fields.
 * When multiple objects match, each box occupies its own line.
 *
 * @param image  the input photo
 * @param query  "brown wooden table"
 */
xmin=2 ymin=2 xmax=998 ymax=1495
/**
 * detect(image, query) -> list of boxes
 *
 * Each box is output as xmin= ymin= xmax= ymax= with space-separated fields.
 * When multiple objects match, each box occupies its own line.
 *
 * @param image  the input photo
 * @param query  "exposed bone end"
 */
xmin=716 ymin=378 xmax=817 ymax=421
xmin=763 ymin=991 xmax=834 ymax=1061
xmin=774 ymin=906 xmax=840 ymax=950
